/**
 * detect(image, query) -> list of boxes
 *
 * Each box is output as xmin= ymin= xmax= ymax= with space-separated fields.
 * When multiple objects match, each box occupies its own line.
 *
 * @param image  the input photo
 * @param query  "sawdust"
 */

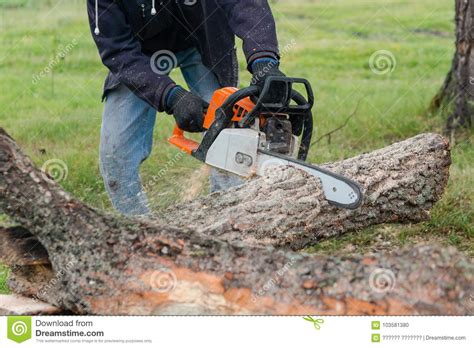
xmin=179 ymin=165 xmax=210 ymax=202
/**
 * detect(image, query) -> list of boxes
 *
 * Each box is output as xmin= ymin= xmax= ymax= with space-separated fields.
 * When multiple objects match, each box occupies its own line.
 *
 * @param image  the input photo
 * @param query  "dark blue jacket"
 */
xmin=87 ymin=0 xmax=279 ymax=111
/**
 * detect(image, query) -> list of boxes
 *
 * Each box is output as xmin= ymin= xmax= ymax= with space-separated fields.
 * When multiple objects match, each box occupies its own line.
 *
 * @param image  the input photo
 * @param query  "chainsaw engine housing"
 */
xmin=261 ymin=115 xmax=296 ymax=156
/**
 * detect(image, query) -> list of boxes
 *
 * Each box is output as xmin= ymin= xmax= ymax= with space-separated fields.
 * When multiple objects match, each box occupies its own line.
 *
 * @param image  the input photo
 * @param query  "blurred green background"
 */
xmin=0 ymin=0 xmax=472 ymax=292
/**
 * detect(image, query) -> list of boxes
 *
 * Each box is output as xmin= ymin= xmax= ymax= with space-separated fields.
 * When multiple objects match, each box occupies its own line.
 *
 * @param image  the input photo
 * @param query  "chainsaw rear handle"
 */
xmin=239 ymin=76 xmax=314 ymax=128
xmin=292 ymin=89 xmax=314 ymax=161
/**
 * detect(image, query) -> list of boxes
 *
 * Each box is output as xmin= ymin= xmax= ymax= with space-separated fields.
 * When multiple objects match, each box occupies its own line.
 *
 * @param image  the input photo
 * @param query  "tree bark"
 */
xmin=159 ymin=133 xmax=451 ymax=249
xmin=432 ymin=0 xmax=474 ymax=130
xmin=1 ymin=128 xmax=472 ymax=315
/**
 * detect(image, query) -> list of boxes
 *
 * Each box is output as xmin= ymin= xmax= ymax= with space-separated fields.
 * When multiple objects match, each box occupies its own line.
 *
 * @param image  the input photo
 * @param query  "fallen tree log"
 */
xmin=1 ymin=128 xmax=472 ymax=315
xmin=0 ymin=226 xmax=54 ymax=304
xmin=0 ymin=294 xmax=63 ymax=315
xmin=160 ymin=133 xmax=452 ymax=249
xmin=0 ymin=226 xmax=49 ymax=266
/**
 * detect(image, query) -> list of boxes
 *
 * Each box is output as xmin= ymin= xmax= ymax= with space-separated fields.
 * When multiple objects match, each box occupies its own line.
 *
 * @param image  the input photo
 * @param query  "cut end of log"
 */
xmin=0 ymin=294 xmax=63 ymax=315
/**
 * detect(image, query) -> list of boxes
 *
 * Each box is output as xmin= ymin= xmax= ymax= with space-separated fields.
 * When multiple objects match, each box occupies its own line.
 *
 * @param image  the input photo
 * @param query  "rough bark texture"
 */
xmin=1 ymin=128 xmax=472 ymax=315
xmin=432 ymin=0 xmax=474 ymax=130
xmin=160 ymin=133 xmax=451 ymax=249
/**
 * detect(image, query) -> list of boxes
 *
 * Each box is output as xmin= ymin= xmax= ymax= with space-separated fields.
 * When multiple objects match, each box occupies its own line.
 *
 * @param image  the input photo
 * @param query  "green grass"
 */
xmin=0 ymin=264 xmax=10 ymax=294
xmin=0 ymin=0 xmax=472 ymax=292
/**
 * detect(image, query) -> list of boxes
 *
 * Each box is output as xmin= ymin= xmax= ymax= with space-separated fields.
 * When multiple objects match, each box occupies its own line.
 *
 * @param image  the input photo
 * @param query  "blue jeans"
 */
xmin=100 ymin=48 xmax=243 ymax=216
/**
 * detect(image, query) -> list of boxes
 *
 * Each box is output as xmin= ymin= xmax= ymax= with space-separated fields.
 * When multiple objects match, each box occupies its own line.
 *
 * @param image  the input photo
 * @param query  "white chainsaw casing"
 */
xmin=205 ymin=128 xmax=260 ymax=177
xmin=204 ymin=128 xmax=362 ymax=208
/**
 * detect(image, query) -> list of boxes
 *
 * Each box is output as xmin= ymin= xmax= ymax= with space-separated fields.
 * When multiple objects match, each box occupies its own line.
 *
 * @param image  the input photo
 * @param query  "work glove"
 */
xmin=250 ymin=58 xmax=286 ymax=103
xmin=165 ymin=86 xmax=207 ymax=133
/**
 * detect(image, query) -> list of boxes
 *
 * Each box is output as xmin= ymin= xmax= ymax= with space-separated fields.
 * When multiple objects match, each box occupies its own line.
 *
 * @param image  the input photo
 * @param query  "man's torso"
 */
xmin=118 ymin=0 xmax=198 ymax=54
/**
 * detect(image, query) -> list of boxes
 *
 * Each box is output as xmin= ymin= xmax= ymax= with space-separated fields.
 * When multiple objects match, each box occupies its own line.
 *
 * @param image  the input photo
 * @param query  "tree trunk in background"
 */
xmin=2 ymin=128 xmax=471 ymax=315
xmin=432 ymin=0 xmax=474 ymax=130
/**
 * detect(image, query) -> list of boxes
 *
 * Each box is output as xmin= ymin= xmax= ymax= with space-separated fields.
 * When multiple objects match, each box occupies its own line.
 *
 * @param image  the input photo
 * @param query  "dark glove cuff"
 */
xmin=165 ymin=85 xmax=187 ymax=113
xmin=160 ymin=83 xmax=177 ymax=112
xmin=251 ymin=58 xmax=280 ymax=74
xmin=247 ymin=51 xmax=279 ymax=72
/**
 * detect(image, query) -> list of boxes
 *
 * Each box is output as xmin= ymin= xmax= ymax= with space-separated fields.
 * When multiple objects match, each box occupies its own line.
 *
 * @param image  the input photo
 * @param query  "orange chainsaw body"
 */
xmin=168 ymin=87 xmax=255 ymax=154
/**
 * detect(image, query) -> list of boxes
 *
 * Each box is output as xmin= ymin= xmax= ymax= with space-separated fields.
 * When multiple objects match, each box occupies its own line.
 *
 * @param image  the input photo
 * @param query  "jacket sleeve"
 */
xmin=216 ymin=0 xmax=280 ymax=70
xmin=87 ymin=0 xmax=175 ymax=111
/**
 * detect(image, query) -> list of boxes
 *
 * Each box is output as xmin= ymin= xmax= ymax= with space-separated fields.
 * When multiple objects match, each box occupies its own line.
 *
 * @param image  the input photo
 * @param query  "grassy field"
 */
xmin=0 ymin=0 xmax=472 ymax=293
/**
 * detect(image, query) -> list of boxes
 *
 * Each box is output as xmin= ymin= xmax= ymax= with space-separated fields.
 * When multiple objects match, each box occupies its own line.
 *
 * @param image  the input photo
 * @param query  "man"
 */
xmin=87 ymin=0 xmax=284 ymax=216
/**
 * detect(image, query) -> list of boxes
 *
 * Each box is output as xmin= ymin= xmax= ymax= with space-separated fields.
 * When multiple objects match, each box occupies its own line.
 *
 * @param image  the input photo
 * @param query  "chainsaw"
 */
xmin=168 ymin=76 xmax=362 ymax=209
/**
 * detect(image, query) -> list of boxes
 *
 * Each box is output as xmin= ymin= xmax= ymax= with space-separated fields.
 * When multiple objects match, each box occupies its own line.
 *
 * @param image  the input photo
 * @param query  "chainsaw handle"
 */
xmin=191 ymin=77 xmax=315 ymax=162
xmin=291 ymin=89 xmax=313 ymax=161
xmin=192 ymin=85 xmax=260 ymax=162
xmin=239 ymin=76 xmax=314 ymax=128
xmin=168 ymin=86 xmax=258 ymax=157
xmin=168 ymin=125 xmax=200 ymax=154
